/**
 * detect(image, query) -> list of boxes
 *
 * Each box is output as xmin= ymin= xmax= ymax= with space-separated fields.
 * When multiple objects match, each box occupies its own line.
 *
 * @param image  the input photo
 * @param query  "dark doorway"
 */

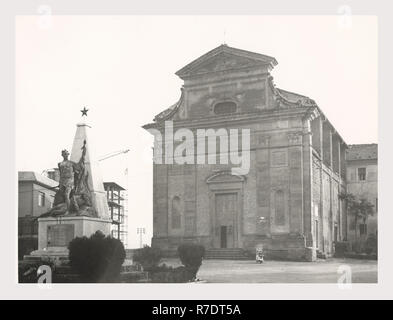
xmin=220 ymin=226 xmax=227 ymax=248
xmin=215 ymin=193 xmax=237 ymax=248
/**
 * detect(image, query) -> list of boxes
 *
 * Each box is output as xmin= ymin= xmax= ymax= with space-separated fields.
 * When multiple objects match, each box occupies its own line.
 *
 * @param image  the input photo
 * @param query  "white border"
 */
xmin=1 ymin=0 xmax=391 ymax=300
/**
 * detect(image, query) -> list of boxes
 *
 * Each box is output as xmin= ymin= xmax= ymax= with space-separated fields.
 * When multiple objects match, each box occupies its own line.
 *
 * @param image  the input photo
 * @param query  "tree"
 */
xmin=340 ymin=192 xmax=374 ymax=244
xmin=353 ymin=198 xmax=375 ymax=239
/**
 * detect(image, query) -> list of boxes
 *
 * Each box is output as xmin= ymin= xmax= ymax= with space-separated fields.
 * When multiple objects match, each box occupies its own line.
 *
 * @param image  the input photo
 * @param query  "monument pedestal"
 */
xmin=37 ymin=216 xmax=112 ymax=250
xmin=25 ymin=216 xmax=112 ymax=265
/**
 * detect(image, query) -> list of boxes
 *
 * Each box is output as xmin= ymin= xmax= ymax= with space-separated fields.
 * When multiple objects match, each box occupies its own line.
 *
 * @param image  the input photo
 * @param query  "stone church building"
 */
xmin=143 ymin=45 xmax=348 ymax=261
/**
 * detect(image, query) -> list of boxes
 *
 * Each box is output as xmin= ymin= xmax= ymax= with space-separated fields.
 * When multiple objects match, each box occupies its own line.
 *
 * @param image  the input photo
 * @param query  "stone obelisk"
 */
xmin=70 ymin=120 xmax=110 ymax=219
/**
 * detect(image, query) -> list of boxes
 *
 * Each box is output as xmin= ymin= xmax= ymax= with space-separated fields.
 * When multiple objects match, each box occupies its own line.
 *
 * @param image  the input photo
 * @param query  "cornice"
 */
xmin=144 ymin=107 xmax=310 ymax=131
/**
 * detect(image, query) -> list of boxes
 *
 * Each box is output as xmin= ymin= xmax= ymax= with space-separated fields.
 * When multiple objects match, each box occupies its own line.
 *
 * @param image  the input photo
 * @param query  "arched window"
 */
xmin=213 ymin=101 xmax=237 ymax=115
xmin=171 ymin=196 xmax=181 ymax=229
xmin=274 ymin=190 xmax=285 ymax=226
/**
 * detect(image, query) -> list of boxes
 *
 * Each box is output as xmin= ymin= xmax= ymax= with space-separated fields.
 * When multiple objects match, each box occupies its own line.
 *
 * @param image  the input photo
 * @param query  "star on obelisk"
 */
xmin=80 ymin=106 xmax=89 ymax=117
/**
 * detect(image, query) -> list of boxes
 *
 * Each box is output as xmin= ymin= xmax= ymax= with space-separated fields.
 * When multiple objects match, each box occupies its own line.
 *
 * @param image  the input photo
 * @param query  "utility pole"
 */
xmin=137 ymin=227 xmax=145 ymax=248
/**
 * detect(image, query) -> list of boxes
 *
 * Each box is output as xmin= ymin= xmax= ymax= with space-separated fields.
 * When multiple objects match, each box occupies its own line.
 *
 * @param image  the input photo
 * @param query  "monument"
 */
xmin=28 ymin=108 xmax=112 ymax=262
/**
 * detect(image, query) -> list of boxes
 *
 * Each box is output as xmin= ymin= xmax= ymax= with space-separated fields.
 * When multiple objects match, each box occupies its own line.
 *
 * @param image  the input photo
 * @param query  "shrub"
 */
xmin=148 ymin=264 xmax=194 ymax=283
xmin=334 ymin=241 xmax=350 ymax=258
xmin=352 ymin=241 xmax=362 ymax=254
xmin=177 ymin=243 xmax=205 ymax=280
xmin=68 ymin=231 xmax=125 ymax=283
xmin=132 ymin=245 xmax=162 ymax=272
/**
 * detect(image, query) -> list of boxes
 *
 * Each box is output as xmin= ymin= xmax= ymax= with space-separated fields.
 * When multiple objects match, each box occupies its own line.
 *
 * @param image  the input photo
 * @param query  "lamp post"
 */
xmin=137 ymin=227 xmax=145 ymax=248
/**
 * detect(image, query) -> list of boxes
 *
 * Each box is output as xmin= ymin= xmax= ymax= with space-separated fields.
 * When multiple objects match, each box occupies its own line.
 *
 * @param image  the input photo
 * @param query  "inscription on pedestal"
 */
xmin=47 ymin=224 xmax=75 ymax=247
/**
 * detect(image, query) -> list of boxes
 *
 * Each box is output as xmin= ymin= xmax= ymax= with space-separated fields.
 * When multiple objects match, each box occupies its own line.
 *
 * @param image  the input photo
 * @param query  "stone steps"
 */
xmin=22 ymin=253 xmax=70 ymax=267
xmin=23 ymin=255 xmax=43 ymax=262
xmin=204 ymin=248 xmax=251 ymax=260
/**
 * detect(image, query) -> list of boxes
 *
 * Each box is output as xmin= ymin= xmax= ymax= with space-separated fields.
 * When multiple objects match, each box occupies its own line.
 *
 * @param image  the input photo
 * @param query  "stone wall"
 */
xmin=152 ymin=164 xmax=168 ymax=237
xmin=346 ymin=159 xmax=378 ymax=241
xmin=151 ymin=116 xmax=313 ymax=260
xmin=311 ymin=153 xmax=343 ymax=256
xmin=149 ymin=115 xmax=344 ymax=261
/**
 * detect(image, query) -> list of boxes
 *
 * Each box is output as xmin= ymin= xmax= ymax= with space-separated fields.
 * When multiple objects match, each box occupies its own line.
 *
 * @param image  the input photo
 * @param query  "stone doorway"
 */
xmin=214 ymin=193 xmax=238 ymax=248
xmin=206 ymin=170 xmax=245 ymax=249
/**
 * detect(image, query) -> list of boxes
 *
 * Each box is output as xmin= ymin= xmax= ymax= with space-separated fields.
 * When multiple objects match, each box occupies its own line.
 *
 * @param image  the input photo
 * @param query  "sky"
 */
xmin=15 ymin=15 xmax=378 ymax=248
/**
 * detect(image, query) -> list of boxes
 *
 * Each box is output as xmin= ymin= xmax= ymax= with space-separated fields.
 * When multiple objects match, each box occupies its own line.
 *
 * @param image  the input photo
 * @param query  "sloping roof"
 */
xmin=175 ymin=44 xmax=278 ymax=78
xmin=273 ymin=86 xmax=317 ymax=108
xmin=18 ymin=171 xmax=58 ymax=189
xmin=153 ymin=88 xmax=184 ymax=122
xmin=346 ymin=144 xmax=378 ymax=161
xmin=145 ymin=45 xmax=346 ymax=147
xmin=277 ymin=88 xmax=308 ymax=100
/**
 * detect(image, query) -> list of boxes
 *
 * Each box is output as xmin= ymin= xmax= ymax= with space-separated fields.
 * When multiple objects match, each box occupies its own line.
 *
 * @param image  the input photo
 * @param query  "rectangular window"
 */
xmin=358 ymin=167 xmax=366 ymax=181
xmin=359 ymin=223 xmax=367 ymax=236
xmin=38 ymin=192 xmax=45 ymax=207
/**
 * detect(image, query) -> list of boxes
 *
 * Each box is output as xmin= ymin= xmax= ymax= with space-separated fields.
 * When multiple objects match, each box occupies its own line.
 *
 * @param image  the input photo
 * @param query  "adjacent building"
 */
xmin=144 ymin=44 xmax=349 ymax=260
xmin=18 ymin=171 xmax=58 ymax=258
xmin=346 ymin=144 xmax=378 ymax=241
xmin=18 ymin=169 xmax=129 ymax=258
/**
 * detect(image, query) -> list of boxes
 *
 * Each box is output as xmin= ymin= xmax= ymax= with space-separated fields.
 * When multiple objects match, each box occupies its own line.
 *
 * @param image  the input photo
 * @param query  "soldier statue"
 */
xmin=44 ymin=140 xmax=93 ymax=216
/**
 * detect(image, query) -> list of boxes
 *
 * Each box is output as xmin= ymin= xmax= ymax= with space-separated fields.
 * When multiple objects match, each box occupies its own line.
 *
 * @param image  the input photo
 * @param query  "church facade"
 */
xmin=143 ymin=45 xmax=347 ymax=261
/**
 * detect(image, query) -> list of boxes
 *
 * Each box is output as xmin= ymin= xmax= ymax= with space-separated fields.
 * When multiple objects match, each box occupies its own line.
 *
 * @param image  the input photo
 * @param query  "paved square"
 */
xmin=161 ymin=258 xmax=377 ymax=283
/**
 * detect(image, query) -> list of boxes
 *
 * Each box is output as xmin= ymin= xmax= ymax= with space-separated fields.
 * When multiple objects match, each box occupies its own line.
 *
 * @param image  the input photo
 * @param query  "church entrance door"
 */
xmin=220 ymin=226 xmax=227 ymax=248
xmin=214 ymin=193 xmax=237 ymax=248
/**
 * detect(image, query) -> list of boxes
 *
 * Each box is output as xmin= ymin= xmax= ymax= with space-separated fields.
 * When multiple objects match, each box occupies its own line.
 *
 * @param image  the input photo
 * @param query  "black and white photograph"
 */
xmin=2 ymin=0 xmax=392 ymax=306
xmin=15 ymin=13 xmax=378 ymax=284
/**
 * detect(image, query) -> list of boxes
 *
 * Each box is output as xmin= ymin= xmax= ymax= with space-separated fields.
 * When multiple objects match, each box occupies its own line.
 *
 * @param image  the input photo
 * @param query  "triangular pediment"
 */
xmin=176 ymin=44 xmax=277 ymax=79
xmin=206 ymin=170 xmax=246 ymax=184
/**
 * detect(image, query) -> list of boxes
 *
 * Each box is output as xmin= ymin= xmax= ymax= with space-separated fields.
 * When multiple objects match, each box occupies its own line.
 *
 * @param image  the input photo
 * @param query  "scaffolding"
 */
xmin=104 ymin=182 xmax=128 ymax=248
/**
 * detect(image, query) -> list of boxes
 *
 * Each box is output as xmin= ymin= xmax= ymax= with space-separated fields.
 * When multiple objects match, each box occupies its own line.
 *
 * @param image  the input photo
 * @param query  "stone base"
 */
xmin=38 ymin=216 xmax=112 ymax=250
xmin=25 ymin=247 xmax=70 ymax=266
xmin=152 ymin=234 xmax=319 ymax=261
xmin=304 ymin=247 xmax=317 ymax=262
xmin=152 ymin=236 xmax=212 ymax=257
